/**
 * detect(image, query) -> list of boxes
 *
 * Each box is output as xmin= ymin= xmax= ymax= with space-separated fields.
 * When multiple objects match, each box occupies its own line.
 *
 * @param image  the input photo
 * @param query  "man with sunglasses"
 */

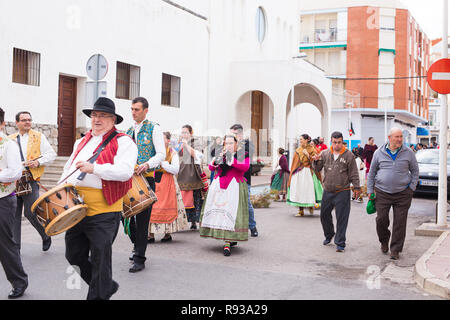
xmin=9 ymin=111 xmax=56 ymax=252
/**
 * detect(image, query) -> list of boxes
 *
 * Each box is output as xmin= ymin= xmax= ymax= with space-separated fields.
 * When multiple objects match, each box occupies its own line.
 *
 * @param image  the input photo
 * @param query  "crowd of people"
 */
xmin=0 ymin=99 xmax=420 ymax=300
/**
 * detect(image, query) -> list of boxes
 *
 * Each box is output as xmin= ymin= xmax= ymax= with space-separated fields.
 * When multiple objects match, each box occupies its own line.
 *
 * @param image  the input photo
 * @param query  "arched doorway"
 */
xmin=235 ymin=90 xmax=275 ymax=159
xmin=285 ymin=83 xmax=329 ymax=165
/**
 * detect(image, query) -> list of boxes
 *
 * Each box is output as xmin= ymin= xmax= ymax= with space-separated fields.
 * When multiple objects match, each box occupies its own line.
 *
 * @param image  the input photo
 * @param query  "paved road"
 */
xmin=0 ymin=195 xmax=441 ymax=300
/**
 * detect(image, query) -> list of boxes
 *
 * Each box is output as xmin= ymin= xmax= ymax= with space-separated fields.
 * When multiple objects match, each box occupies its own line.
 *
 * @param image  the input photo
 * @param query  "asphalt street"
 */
xmin=0 ymin=195 xmax=441 ymax=300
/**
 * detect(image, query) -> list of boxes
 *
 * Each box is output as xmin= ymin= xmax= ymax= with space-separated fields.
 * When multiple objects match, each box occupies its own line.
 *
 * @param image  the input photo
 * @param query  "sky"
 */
xmin=402 ymin=0 xmax=450 ymax=40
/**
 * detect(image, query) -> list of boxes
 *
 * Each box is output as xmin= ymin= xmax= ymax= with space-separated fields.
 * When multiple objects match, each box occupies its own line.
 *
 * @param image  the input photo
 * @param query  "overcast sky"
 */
xmin=402 ymin=0 xmax=450 ymax=39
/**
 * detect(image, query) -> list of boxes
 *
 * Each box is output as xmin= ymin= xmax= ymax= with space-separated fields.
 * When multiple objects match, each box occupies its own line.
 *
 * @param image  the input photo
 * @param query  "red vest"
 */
xmin=72 ymin=127 xmax=132 ymax=205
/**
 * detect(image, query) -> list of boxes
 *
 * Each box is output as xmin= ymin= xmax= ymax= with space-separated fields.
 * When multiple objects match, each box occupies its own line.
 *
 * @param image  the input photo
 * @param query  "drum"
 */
xmin=16 ymin=171 xmax=33 ymax=197
xmin=122 ymin=174 xmax=157 ymax=219
xmin=31 ymin=184 xmax=88 ymax=236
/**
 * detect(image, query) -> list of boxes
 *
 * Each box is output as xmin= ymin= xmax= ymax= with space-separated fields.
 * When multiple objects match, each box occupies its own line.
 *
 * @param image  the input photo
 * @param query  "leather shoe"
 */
xmin=390 ymin=252 xmax=400 ymax=260
xmin=129 ymin=263 xmax=145 ymax=273
xmin=8 ymin=285 xmax=27 ymax=299
xmin=381 ymin=243 xmax=389 ymax=254
xmin=161 ymin=235 xmax=172 ymax=243
xmin=42 ymin=237 xmax=51 ymax=252
xmin=250 ymin=227 xmax=258 ymax=237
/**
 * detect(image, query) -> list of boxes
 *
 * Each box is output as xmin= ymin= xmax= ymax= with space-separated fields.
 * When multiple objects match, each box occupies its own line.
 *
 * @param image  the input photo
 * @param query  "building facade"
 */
xmin=300 ymin=0 xmax=430 ymax=148
xmin=0 ymin=0 xmax=331 ymax=167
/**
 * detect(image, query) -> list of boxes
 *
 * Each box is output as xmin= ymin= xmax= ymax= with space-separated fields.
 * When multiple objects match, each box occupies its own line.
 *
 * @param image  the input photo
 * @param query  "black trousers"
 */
xmin=124 ymin=177 xmax=155 ymax=265
xmin=15 ymin=181 xmax=50 ymax=248
xmin=320 ymin=190 xmax=351 ymax=248
xmin=0 ymin=195 xmax=28 ymax=289
xmin=65 ymin=211 xmax=121 ymax=300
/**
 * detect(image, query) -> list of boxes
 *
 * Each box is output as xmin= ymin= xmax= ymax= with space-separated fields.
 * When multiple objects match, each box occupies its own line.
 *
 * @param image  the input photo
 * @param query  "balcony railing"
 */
xmin=300 ymin=28 xmax=346 ymax=44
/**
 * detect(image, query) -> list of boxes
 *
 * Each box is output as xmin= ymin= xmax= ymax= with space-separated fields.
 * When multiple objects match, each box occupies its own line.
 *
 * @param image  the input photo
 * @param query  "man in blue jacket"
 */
xmin=367 ymin=127 xmax=419 ymax=260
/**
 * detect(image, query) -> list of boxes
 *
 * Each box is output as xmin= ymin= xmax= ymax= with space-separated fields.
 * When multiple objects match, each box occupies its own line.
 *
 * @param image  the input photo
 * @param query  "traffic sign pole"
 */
xmin=437 ymin=0 xmax=448 ymax=227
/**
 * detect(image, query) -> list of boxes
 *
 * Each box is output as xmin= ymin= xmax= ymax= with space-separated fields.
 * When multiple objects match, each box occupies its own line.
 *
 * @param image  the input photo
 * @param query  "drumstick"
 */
xmin=58 ymin=154 xmax=97 ymax=184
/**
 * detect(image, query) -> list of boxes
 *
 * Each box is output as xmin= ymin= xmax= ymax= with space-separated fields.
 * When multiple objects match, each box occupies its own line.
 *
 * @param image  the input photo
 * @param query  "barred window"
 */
xmin=161 ymin=73 xmax=181 ymax=108
xmin=116 ymin=61 xmax=140 ymax=100
xmin=12 ymin=48 xmax=40 ymax=86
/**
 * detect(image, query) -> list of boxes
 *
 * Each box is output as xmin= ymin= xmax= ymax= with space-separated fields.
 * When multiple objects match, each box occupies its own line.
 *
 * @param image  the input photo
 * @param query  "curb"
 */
xmin=414 ymin=231 xmax=450 ymax=299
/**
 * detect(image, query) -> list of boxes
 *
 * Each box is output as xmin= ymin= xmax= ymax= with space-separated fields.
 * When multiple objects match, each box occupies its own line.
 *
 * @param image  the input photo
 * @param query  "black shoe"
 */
xmin=190 ymin=223 xmax=197 ymax=230
xmin=381 ymin=243 xmax=389 ymax=254
xmin=323 ymin=234 xmax=335 ymax=246
xmin=129 ymin=263 xmax=145 ymax=273
xmin=223 ymin=245 xmax=231 ymax=257
xmin=105 ymin=281 xmax=119 ymax=300
xmin=161 ymin=235 xmax=172 ymax=243
xmin=42 ymin=237 xmax=51 ymax=252
xmin=250 ymin=227 xmax=258 ymax=237
xmin=336 ymin=245 xmax=345 ymax=253
xmin=230 ymin=242 xmax=238 ymax=247
xmin=8 ymin=285 xmax=27 ymax=299
xmin=147 ymin=238 xmax=155 ymax=244
xmin=390 ymin=252 xmax=400 ymax=260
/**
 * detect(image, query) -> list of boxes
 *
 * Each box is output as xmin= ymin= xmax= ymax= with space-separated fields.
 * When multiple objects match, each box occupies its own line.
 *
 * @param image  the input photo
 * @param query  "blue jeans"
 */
xmin=247 ymin=184 xmax=256 ymax=229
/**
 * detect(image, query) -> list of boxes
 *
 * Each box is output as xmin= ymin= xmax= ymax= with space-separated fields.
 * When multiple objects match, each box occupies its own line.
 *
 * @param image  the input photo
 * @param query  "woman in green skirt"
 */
xmin=200 ymin=135 xmax=249 ymax=256
xmin=271 ymin=148 xmax=290 ymax=201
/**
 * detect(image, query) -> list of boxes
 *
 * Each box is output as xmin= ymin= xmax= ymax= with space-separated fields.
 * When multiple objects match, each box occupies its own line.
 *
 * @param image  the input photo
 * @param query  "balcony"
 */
xmin=300 ymin=28 xmax=347 ymax=50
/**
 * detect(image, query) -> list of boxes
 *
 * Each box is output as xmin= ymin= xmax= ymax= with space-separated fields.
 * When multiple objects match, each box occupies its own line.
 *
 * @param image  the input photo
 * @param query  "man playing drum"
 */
xmin=59 ymin=97 xmax=137 ymax=300
xmin=9 ymin=111 xmax=56 ymax=252
xmin=0 ymin=108 xmax=29 ymax=299
xmin=124 ymin=97 xmax=165 ymax=273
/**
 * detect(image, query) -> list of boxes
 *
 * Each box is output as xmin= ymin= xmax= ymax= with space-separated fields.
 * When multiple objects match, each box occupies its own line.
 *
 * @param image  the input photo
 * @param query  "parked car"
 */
xmin=414 ymin=149 xmax=450 ymax=197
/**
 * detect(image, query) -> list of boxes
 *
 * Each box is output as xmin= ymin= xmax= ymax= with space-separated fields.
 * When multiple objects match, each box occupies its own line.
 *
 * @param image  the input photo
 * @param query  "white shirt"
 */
xmin=0 ymin=137 xmax=22 ymax=183
xmin=59 ymin=132 xmax=138 ymax=189
xmin=16 ymin=131 xmax=57 ymax=167
xmin=161 ymin=152 xmax=180 ymax=175
xmin=132 ymin=121 xmax=165 ymax=169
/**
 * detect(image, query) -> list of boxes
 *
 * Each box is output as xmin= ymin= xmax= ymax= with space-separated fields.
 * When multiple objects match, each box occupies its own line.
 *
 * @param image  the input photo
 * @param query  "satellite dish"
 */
xmin=86 ymin=54 xmax=108 ymax=81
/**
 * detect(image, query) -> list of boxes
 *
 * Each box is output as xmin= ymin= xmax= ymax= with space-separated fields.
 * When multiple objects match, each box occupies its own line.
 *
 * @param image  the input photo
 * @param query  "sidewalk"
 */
xmin=414 ymin=231 xmax=450 ymax=299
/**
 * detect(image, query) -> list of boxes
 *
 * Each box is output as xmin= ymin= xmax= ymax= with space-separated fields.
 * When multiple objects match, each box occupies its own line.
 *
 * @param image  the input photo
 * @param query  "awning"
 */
xmin=417 ymin=127 xmax=430 ymax=136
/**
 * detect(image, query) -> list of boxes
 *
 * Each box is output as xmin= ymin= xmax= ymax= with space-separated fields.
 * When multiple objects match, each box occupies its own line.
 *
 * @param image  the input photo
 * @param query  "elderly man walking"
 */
xmin=367 ymin=127 xmax=419 ymax=260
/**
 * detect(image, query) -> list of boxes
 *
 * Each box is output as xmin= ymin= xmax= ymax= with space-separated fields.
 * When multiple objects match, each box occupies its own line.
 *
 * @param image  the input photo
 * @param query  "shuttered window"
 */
xmin=161 ymin=73 xmax=181 ymax=108
xmin=12 ymin=48 xmax=40 ymax=86
xmin=116 ymin=61 xmax=140 ymax=100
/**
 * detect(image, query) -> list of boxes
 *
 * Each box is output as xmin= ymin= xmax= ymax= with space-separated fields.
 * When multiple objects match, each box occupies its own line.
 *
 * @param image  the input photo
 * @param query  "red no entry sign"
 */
xmin=427 ymin=58 xmax=450 ymax=94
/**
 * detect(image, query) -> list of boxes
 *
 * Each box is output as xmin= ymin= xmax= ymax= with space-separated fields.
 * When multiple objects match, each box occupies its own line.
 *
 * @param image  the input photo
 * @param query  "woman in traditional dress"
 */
xmin=270 ymin=148 xmax=290 ymax=201
xmin=287 ymin=134 xmax=323 ymax=216
xmin=200 ymin=135 xmax=249 ymax=256
xmin=361 ymin=137 xmax=378 ymax=177
xmin=148 ymin=132 xmax=188 ymax=243
xmin=177 ymin=125 xmax=204 ymax=230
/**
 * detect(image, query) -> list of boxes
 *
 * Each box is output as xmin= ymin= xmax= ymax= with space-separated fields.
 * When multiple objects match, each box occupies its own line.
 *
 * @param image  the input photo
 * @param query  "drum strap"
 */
xmin=77 ymin=131 xmax=120 ymax=181
xmin=16 ymin=135 xmax=26 ymax=162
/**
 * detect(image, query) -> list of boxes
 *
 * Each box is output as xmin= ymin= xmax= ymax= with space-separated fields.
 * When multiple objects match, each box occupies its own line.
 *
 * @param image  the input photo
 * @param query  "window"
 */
xmin=12 ymin=48 xmax=40 ymax=86
xmin=161 ymin=73 xmax=181 ymax=108
xmin=116 ymin=61 xmax=140 ymax=100
xmin=255 ymin=7 xmax=267 ymax=43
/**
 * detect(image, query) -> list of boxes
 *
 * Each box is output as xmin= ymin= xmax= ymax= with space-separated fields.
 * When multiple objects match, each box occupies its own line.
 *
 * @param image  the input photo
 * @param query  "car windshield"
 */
xmin=416 ymin=150 xmax=450 ymax=165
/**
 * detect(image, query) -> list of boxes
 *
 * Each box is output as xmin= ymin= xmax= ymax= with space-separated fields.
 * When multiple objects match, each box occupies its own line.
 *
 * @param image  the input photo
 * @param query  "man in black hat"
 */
xmin=59 ymin=97 xmax=137 ymax=300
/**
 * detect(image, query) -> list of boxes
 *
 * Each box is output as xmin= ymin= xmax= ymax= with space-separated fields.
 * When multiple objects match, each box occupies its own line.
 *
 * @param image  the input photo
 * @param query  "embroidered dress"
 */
xmin=200 ymin=154 xmax=250 ymax=242
xmin=149 ymin=148 xmax=188 ymax=234
xmin=287 ymin=145 xmax=323 ymax=207
xmin=271 ymin=155 xmax=290 ymax=195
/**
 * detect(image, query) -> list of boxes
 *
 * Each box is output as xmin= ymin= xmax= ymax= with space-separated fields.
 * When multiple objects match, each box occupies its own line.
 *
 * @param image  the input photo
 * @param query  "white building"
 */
xmin=0 ymin=0 xmax=331 ymax=167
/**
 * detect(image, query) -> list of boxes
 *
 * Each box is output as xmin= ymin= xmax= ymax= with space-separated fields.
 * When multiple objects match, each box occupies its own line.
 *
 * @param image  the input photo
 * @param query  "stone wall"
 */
xmin=4 ymin=121 xmax=59 ymax=151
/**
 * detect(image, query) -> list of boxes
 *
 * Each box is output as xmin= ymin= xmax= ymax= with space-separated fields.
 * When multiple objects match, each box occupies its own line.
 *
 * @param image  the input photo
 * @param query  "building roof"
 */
xmin=300 ymin=0 xmax=407 ymax=12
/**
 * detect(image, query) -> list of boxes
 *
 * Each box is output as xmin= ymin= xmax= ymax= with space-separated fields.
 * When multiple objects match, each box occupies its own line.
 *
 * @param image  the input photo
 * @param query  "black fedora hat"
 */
xmin=82 ymin=97 xmax=124 ymax=124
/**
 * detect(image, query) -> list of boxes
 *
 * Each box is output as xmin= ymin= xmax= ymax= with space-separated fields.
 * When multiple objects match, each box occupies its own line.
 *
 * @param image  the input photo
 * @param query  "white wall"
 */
xmin=0 ymin=0 xmax=209 ymax=134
